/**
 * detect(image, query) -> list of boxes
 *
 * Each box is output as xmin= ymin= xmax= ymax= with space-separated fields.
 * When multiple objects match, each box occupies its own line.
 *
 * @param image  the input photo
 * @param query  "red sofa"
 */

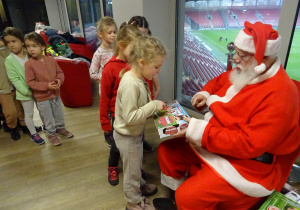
xmin=40 ymin=31 xmax=94 ymax=61
xmin=55 ymin=58 xmax=93 ymax=108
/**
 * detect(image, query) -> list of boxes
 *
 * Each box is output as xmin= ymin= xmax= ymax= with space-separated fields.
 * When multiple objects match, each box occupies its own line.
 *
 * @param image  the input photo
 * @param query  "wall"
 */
xmin=112 ymin=0 xmax=176 ymax=101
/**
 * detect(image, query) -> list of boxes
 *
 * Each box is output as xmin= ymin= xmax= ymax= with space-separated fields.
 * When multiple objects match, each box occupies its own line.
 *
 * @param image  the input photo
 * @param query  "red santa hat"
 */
xmin=234 ymin=21 xmax=281 ymax=73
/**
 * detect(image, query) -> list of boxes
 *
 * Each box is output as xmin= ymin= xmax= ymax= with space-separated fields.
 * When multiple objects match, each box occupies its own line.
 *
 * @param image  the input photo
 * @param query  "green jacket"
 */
xmin=5 ymin=53 xmax=32 ymax=100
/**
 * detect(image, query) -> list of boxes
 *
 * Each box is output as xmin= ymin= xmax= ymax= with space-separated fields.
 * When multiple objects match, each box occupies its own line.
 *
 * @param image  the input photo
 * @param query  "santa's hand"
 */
xmin=183 ymin=116 xmax=191 ymax=123
xmin=191 ymin=94 xmax=207 ymax=112
xmin=173 ymin=127 xmax=187 ymax=138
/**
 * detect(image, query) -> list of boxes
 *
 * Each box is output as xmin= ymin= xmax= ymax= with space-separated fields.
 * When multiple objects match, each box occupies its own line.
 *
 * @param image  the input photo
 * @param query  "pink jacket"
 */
xmin=25 ymin=56 xmax=64 ymax=102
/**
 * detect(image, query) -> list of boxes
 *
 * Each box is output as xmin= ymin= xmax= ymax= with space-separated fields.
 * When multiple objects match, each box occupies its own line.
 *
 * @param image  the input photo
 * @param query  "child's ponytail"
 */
xmin=113 ymin=24 xmax=142 ymax=56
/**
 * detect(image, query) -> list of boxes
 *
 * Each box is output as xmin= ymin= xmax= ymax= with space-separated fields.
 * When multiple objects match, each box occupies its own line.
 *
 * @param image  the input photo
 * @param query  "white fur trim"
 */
xmin=186 ymin=118 xmax=208 ymax=146
xmin=161 ymin=172 xmax=185 ymax=191
xmin=265 ymin=36 xmax=281 ymax=56
xmin=207 ymin=85 xmax=241 ymax=107
xmin=191 ymin=91 xmax=210 ymax=103
xmin=191 ymin=146 xmax=274 ymax=197
xmin=234 ymin=30 xmax=281 ymax=56
xmin=234 ymin=30 xmax=255 ymax=53
xmin=248 ymin=58 xmax=281 ymax=85
xmin=204 ymin=111 xmax=214 ymax=122
xmin=254 ymin=63 xmax=266 ymax=74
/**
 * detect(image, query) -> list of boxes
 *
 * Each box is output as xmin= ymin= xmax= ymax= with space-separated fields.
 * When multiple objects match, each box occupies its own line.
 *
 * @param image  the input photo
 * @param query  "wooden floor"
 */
xmin=0 ymin=93 xmax=169 ymax=210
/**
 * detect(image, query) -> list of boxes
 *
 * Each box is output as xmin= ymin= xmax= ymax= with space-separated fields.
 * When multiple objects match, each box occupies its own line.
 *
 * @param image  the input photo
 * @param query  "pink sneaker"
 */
xmin=57 ymin=128 xmax=73 ymax=138
xmin=48 ymin=134 xmax=62 ymax=146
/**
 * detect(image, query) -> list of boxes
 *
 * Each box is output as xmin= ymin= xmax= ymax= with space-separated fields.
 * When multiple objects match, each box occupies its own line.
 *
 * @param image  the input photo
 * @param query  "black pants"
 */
xmin=108 ymin=117 xmax=120 ymax=167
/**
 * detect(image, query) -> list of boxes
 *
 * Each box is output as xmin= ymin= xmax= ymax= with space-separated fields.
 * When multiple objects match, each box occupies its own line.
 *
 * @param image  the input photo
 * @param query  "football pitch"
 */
xmin=190 ymin=28 xmax=300 ymax=81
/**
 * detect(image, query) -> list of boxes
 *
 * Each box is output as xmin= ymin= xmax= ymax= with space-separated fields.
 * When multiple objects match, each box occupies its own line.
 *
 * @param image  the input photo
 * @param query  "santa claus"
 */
xmin=154 ymin=21 xmax=300 ymax=210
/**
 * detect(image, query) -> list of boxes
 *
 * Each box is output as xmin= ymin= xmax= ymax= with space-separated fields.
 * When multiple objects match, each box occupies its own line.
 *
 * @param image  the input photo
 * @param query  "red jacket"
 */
xmin=100 ymin=56 xmax=130 ymax=131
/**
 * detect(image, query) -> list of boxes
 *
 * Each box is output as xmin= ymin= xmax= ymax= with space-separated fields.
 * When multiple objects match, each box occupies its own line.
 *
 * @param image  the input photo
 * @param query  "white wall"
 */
xmin=112 ymin=0 xmax=176 ymax=101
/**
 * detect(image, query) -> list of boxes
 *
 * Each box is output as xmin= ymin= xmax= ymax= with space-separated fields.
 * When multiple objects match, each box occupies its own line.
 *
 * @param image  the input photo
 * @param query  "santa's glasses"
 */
xmin=232 ymin=51 xmax=254 ymax=63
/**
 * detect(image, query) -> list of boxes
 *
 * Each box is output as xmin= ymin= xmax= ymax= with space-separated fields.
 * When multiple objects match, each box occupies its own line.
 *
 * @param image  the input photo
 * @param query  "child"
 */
xmin=128 ymin=15 xmax=161 ymax=100
xmin=100 ymin=24 xmax=142 ymax=185
xmin=89 ymin=16 xmax=117 ymax=95
xmin=114 ymin=36 xmax=166 ymax=210
xmin=24 ymin=32 xmax=73 ymax=146
xmin=0 ymin=37 xmax=25 ymax=140
xmin=4 ymin=27 xmax=44 ymax=145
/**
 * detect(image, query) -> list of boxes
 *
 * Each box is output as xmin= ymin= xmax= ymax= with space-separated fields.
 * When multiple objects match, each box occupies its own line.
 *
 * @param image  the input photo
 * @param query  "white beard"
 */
xmin=229 ymin=59 xmax=259 ymax=90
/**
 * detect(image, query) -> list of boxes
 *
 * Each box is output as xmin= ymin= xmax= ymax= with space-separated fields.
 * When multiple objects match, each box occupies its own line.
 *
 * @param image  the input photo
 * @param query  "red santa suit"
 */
xmin=157 ymin=22 xmax=300 ymax=210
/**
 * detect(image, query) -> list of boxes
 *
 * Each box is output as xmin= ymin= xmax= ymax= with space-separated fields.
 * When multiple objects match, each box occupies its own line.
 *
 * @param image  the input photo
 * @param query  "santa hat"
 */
xmin=234 ymin=21 xmax=281 ymax=73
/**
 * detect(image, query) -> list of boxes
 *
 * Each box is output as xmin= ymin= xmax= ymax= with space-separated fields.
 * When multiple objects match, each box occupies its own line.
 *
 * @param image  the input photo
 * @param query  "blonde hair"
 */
xmin=96 ymin=16 xmax=117 ymax=41
xmin=129 ymin=36 xmax=166 ymax=67
xmin=114 ymin=23 xmax=142 ymax=56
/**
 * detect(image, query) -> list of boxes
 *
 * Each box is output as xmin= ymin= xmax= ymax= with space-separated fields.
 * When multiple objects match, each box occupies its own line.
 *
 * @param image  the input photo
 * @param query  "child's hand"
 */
xmin=54 ymin=79 xmax=61 ymax=87
xmin=104 ymin=130 xmax=114 ymax=146
xmin=48 ymin=81 xmax=60 ymax=90
xmin=157 ymin=100 xmax=166 ymax=110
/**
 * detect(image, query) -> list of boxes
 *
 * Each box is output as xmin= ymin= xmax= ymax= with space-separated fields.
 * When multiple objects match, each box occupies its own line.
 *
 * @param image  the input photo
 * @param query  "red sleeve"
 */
xmin=100 ymin=63 xmax=113 ymax=131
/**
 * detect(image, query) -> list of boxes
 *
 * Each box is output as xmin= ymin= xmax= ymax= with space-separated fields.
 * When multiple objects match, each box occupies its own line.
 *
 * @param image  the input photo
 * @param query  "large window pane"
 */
xmin=285 ymin=6 xmax=300 ymax=82
xmin=176 ymin=0 xmax=282 ymax=108
xmin=79 ymin=0 xmax=99 ymax=50
xmin=66 ymin=0 xmax=82 ymax=36
xmin=103 ymin=0 xmax=113 ymax=17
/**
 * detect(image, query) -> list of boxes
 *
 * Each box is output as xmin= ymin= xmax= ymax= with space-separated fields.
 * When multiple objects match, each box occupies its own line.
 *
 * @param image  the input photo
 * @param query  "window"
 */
xmin=285 ymin=6 xmax=300 ymax=82
xmin=103 ymin=0 xmax=113 ymax=17
xmin=65 ymin=0 xmax=101 ymax=50
xmin=66 ymin=0 xmax=82 ymax=36
xmin=176 ymin=0 xmax=283 ymax=108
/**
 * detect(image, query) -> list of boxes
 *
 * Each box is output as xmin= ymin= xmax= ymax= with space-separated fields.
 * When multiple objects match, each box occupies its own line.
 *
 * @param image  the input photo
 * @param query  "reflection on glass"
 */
xmin=103 ymin=0 xmax=113 ymax=17
xmin=79 ymin=0 xmax=101 ymax=51
xmin=178 ymin=0 xmax=282 ymax=107
xmin=286 ymin=7 xmax=300 ymax=82
xmin=66 ymin=0 xmax=82 ymax=36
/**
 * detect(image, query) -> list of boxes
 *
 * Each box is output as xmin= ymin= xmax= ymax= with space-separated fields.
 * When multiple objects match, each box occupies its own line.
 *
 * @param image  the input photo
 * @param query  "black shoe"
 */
xmin=3 ymin=121 xmax=10 ymax=132
xmin=10 ymin=127 xmax=20 ymax=140
xmin=35 ymin=126 xmax=43 ymax=133
xmin=153 ymin=198 xmax=177 ymax=210
xmin=22 ymin=125 xmax=43 ymax=134
xmin=22 ymin=126 xmax=30 ymax=134
xmin=143 ymin=140 xmax=154 ymax=152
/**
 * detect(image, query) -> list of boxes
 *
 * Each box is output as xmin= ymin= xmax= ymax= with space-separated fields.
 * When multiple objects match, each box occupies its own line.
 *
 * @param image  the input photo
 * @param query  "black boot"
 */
xmin=153 ymin=189 xmax=177 ymax=210
xmin=22 ymin=126 xmax=30 ymax=134
xmin=10 ymin=127 xmax=21 ymax=140
xmin=3 ymin=120 xmax=10 ymax=132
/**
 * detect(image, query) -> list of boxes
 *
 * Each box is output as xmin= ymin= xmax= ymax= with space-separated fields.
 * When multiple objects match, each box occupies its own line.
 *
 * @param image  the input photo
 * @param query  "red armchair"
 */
xmin=40 ymin=31 xmax=94 ymax=61
xmin=55 ymin=58 xmax=93 ymax=108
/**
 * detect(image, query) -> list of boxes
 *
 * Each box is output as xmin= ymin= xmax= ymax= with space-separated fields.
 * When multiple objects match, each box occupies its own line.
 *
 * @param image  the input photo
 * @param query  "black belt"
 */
xmin=252 ymin=152 xmax=273 ymax=164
